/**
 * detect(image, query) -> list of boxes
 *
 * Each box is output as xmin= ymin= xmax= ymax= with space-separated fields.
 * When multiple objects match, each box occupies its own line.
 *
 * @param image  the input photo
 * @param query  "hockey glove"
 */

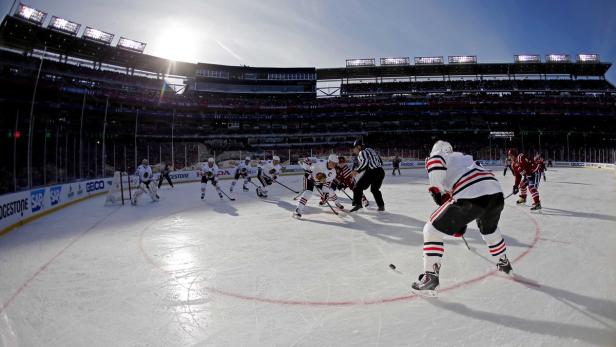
xmin=512 ymin=185 xmax=519 ymax=195
xmin=453 ymin=225 xmax=468 ymax=237
xmin=428 ymin=187 xmax=451 ymax=206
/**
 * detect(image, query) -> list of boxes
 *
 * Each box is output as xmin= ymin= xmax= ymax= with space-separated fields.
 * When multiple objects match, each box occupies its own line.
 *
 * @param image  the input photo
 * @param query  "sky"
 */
xmin=3 ymin=0 xmax=616 ymax=81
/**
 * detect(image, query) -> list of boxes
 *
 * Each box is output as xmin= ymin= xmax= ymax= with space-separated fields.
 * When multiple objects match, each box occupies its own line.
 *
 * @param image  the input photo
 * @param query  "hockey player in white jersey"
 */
xmin=256 ymin=156 xmax=282 ymax=198
xmin=230 ymin=156 xmax=252 ymax=193
xmin=131 ymin=159 xmax=159 ymax=205
xmin=411 ymin=140 xmax=512 ymax=295
xmin=200 ymin=158 xmax=224 ymax=200
xmin=293 ymin=154 xmax=344 ymax=218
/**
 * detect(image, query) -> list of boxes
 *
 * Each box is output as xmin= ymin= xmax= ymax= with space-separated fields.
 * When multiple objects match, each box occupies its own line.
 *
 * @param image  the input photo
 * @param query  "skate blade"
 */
xmin=292 ymin=214 xmax=302 ymax=220
xmin=410 ymin=288 xmax=439 ymax=298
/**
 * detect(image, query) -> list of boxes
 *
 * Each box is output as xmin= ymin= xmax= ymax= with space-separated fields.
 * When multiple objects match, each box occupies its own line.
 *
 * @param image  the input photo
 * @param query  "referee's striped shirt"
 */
xmin=356 ymin=147 xmax=383 ymax=172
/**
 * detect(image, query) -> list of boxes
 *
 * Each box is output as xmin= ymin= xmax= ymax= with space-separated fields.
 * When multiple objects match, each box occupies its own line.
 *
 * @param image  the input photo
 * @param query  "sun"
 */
xmin=150 ymin=22 xmax=200 ymax=63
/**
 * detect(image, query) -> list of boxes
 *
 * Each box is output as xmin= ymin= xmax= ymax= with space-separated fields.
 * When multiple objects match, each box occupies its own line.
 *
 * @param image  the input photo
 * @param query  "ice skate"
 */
xmin=349 ymin=204 xmax=362 ymax=213
xmin=411 ymin=272 xmax=439 ymax=297
xmin=497 ymin=255 xmax=513 ymax=275
xmin=292 ymin=208 xmax=302 ymax=219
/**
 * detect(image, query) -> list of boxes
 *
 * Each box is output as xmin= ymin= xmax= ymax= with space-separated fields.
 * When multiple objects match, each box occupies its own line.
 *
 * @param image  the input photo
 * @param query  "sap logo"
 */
xmin=86 ymin=180 xmax=105 ymax=193
xmin=30 ymin=189 xmax=45 ymax=213
xmin=50 ymin=186 xmax=62 ymax=206
xmin=67 ymin=185 xmax=75 ymax=199
xmin=570 ymin=162 xmax=585 ymax=167
xmin=77 ymin=184 xmax=84 ymax=195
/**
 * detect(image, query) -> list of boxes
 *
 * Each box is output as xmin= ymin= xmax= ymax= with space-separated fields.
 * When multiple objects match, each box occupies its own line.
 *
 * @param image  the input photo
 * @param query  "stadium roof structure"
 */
xmin=316 ymin=61 xmax=612 ymax=81
xmin=0 ymin=15 xmax=195 ymax=76
xmin=0 ymin=14 xmax=611 ymax=81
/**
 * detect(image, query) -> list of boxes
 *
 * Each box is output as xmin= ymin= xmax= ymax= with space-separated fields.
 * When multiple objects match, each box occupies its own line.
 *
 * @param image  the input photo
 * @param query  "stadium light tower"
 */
xmin=117 ymin=37 xmax=147 ymax=53
xmin=346 ymin=58 xmax=375 ymax=68
xmin=13 ymin=3 xmax=46 ymax=25
xmin=514 ymin=54 xmax=541 ymax=63
xmin=577 ymin=54 xmax=600 ymax=63
xmin=83 ymin=27 xmax=114 ymax=45
xmin=49 ymin=16 xmax=81 ymax=36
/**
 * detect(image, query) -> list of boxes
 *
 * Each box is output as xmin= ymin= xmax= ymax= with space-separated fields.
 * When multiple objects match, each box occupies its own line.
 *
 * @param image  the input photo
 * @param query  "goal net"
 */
xmin=105 ymin=171 xmax=133 ymax=205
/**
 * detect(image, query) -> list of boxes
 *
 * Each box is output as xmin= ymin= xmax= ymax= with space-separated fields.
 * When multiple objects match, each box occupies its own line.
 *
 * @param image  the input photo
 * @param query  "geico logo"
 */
xmin=86 ymin=180 xmax=105 ymax=192
xmin=170 ymin=173 xmax=189 ymax=179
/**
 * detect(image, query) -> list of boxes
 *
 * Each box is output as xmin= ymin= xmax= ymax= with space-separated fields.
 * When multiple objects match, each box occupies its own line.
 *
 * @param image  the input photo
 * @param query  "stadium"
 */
xmin=1 ymin=2 xmax=615 ymax=346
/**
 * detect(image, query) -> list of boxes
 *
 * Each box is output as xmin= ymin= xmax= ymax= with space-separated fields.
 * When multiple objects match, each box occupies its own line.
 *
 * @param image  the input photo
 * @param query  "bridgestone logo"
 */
xmin=0 ymin=199 xmax=29 ymax=220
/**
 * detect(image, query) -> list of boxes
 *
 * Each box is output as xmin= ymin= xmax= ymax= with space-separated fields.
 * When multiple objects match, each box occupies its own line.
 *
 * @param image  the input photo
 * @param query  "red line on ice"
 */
xmin=139 ymin=205 xmax=542 ymax=307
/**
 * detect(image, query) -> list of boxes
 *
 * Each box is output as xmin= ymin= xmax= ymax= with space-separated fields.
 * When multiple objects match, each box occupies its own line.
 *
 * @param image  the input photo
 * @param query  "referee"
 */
xmin=350 ymin=139 xmax=385 ymax=212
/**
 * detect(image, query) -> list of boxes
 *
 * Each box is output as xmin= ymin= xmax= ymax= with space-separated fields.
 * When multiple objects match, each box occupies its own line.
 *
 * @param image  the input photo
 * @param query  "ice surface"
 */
xmin=1 ymin=168 xmax=615 ymax=346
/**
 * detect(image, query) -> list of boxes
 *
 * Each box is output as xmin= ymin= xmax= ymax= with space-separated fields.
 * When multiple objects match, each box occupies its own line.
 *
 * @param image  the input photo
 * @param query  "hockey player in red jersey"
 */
xmin=411 ymin=141 xmax=512 ymax=295
xmin=508 ymin=149 xmax=542 ymax=211
xmin=320 ymin=156 xmax=369 ymax=207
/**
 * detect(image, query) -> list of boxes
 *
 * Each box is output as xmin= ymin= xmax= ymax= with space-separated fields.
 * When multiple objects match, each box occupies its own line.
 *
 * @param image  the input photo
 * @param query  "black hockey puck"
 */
xmin=389 ymin=264 xmax=396 ymax=270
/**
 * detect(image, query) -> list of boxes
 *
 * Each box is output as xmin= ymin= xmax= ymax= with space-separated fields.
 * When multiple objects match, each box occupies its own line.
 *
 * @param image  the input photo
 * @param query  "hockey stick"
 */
xmin=293 ymin=191 xmax=305 ymax=201
xmin=315 ymin=186 xmax=339 ymax=215
xmin=504 ymin=192 xmax=514 ymax=199
xmin=272 ymin=179 xmax=300 ymax=194
xmin=461 ymin=235 xmax=471 ymax=250
xmin=217 ymin=187 xmax=236 ymax=201
xmin=339 ymin=188 xmax=353 ymax=200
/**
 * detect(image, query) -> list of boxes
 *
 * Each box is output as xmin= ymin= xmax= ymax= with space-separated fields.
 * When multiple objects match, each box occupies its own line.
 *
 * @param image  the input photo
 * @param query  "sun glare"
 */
xmin=151 ymin=22 xmax=199 ymax=63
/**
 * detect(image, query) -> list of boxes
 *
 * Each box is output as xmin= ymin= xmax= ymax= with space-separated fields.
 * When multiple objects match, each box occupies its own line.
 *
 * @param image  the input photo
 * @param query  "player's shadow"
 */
xmin=208 ymin=200 xmax=239 ymax=216
xmin=550 ymin=181 xmax=592 ymax=186
xmin=466 ymin=245 xmax=616 ymax=335
xmin=429 ymin=298 xmax=616 ymax=346
xmin=539 ymin=207 xmax=616 ymax=222
xmin=510 ymin=276 xmax=616 ymax=331
xmin=260 ymin=198 xmax=297 ymax=212
xmin=297 ymin=209 xmax=425 ymax=246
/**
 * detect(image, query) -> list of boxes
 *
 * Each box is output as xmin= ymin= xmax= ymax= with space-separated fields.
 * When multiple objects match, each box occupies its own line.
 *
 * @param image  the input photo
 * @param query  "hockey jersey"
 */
xmin=135 ymin=164 xmax=153 ymax=183
xmin=426 ymin=151 xmax=501 ymax=199
xmin=235 ymin=161 xmax=250 ymax=175
xmin=335 ymin=162 xmax=353 ymax=187
xmin=201 ymin=163 xmax=219 ymax=178
xmin=310 ymin=162 xmax=337 ymax=185
xmin=512 ymin=154 xmax=540 ymax=186
xmin=259 ymin=161 xmax=281 ymax=178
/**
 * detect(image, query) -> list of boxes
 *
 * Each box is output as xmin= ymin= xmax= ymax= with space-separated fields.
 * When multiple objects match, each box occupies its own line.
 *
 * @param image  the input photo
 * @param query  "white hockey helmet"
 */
xmin=272 ymin=155 xmax=280 ymax=162
xmin=208 ymin=157 xmax=215 ymax=163
xmin=142 ymin=158 xmax=149 ymax=165
xmin=328 ymin=154 xmax=339 ymax=163
xmin=430 ymin=140 xmax=453 ymax=156
xmin=245 ymin=156 xmax=251 ymax=161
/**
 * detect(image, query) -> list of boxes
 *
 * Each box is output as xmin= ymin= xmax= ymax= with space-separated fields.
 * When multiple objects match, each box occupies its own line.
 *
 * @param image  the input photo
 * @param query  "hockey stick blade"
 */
xmin=315 ymin=186 xmax=339 ymax=215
